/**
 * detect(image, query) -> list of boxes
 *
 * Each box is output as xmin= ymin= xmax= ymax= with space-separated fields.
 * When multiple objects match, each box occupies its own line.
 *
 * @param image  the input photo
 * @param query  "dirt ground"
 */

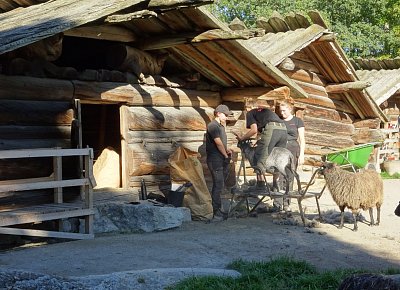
xmin=0 ymin=178 xmax=399 ymax=279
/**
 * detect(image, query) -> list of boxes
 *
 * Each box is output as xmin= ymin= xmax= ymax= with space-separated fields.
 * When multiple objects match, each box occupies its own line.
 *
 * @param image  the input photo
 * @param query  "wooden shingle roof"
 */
xmin=354 ymin=58 xmax=400 ymax=106
xmin=0 ymin=1 xmax=309 ymax=99
xmin=245 ymin=11 xmax=386 ymax=120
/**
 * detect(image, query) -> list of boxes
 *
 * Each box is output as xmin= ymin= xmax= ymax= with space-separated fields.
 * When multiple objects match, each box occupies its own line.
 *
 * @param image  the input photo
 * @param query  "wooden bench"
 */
xmin=0 ymin=148 xmax=96 ymax=240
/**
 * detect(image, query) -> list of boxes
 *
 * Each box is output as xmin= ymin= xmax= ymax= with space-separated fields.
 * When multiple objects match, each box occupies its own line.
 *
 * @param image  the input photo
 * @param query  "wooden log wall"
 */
xmin=0 ymin=99 xmax=75 ymax=210
xmin=120 ymin=105 xmax=244 ymax=193
xmin=275 ymin=51 xmax=380 ymax=165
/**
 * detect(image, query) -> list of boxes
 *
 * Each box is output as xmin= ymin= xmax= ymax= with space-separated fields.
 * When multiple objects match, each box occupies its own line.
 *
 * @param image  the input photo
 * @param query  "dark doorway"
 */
xmin=80 ymin=104 xmax=121 ymax=186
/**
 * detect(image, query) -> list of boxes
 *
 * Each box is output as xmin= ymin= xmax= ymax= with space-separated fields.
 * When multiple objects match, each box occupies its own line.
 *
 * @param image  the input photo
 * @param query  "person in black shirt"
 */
xmin=206 ymin=104 xmax=233 ymax=219
xmin=274 ymin=100 xmax=305 ymax=211
xmin=236 ymin=99 xmax=287 ymax=186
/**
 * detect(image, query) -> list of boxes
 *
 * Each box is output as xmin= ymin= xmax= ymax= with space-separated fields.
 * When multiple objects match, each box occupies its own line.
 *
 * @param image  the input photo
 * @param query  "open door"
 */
xmin=78 ymin=102 xmax=121 ymax=188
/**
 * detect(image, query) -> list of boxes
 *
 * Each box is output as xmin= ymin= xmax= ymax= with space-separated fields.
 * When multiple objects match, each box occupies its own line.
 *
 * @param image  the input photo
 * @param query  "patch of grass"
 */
xmin=380 ymin=171 xmax=400 ymax=179
xmin=167 ymin=257 xmax=400 ymax=290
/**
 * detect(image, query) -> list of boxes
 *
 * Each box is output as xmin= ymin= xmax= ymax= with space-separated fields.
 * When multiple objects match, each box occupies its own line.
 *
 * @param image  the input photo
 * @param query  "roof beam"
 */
xmin=64 ymin=25 xmax=137 ymax=42
xmin=326 ymin=81 xmax=371 ymax=93
xmin=0 ymin=0 xmax=147 ymax=55
xmin=138 ymin=29 xmax=265 ymax=50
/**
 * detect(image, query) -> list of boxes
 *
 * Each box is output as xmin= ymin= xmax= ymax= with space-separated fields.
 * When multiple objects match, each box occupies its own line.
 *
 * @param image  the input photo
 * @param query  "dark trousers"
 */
xmin=207 ymin=157 xmax=227 ymax=213
xmin=254 ymin=125 xmax=287 ymax=172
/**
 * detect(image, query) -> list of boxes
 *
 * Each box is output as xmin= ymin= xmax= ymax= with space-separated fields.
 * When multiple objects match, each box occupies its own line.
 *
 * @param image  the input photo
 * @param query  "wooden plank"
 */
xmin=0 ymin=0 xmax=148 ymax=54
xmin=0 ymin=125 xmax=71 ymax=139
xmin=74 ymin=78 xmax=221 ymax=107
xmin=0 ymin=148 xmax=92 ymax=159
xmin=304 ymin=104 xmax=354 ymax=123
xmin=303 ymin=116 xmax=355 ymax=135
xmin=124 ymin=106 xmax=214 ymax=131
xmin=0 ymin=99 xmax=73 ymax=126
xmin=170 ymin=45 xmax=235 ymax=87
xmin=0 ymin=178 xmax=88 ymax=192
xmin=53 ymin=155 xmax=63 ymax=203
xmin=0 ymin=227 xmax=94 ymax=239
xmin=0 ymin=208 xmax=94 ymax=226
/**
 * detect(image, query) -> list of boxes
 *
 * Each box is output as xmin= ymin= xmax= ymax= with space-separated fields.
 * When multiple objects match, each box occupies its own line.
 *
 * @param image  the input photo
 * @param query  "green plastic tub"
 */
xmin=326 ymin=143 xmax=377 ymax=169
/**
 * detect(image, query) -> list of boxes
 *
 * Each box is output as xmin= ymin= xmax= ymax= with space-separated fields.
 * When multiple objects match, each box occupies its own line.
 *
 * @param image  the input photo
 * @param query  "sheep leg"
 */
xmin=272 ymin=172 xmax=280 ymax=192
xmin=351 ymin=210 xmax=358 ymax=231
xmin=368 ymin=207 xmax=375 ymax=226
xmin=338 ymin=206 xmax=345 ymax=229
xmin=376 ymin=205 xmax=381 ymax=226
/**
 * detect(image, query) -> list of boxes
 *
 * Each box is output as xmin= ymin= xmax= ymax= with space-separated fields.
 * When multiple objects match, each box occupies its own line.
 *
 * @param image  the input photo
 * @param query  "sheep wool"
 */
xmin=322 ymin=162 xmax=383 ymax=231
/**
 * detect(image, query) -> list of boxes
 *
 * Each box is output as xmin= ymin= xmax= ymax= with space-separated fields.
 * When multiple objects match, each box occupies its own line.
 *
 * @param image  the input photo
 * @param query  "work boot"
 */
xmin=212 ymin=209 xmax=227 ymax=221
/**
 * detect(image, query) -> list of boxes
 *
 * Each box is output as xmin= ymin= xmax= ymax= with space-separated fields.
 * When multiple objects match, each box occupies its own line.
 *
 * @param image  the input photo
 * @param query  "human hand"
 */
xmin=224 ymin=156 xmax=231 ymax=165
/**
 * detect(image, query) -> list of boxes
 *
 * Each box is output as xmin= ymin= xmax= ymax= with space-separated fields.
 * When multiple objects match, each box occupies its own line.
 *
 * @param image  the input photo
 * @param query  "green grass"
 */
xmin=167 ymin=257 xmax=400 ymax=290
xmin=380 ymin=171 xmax=400 ymax=179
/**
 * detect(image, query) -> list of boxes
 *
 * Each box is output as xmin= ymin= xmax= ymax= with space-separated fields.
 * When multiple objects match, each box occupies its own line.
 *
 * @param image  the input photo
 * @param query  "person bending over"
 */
xmin=235 ymin=99 xmax=287 ymax=188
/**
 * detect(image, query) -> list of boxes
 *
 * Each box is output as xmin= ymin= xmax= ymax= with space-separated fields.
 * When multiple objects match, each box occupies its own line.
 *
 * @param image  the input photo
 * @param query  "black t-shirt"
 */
xmin=246 ymin=108 xmax=283 ymax=132
xmin=283 ymin=116 xmax=304 ymax=141
xmin=206 ymin=119 xmax=227 ymax=158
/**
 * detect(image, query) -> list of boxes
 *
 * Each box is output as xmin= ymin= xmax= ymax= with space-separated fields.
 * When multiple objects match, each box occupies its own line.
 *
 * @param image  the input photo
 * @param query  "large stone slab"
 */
xmin=92 ymin=201 xmax=191 ymax=234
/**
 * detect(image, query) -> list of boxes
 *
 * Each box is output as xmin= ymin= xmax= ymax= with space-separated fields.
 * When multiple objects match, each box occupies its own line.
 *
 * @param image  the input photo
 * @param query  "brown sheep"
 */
xmin=321 ymin=162 xmax=383 ymax=231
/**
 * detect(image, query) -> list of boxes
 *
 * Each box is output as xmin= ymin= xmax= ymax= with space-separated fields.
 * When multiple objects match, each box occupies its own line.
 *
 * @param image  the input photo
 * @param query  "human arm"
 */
xmin=213 ymin=137 xmax=230 ymax=158
xmin=298 ymin=126 xmax=305 ymax=165
xmin=236 ymin=123 xmax=258 ymax=141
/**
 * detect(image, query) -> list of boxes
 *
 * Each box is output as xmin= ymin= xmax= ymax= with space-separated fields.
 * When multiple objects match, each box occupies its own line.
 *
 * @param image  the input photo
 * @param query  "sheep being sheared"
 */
xmin=320 ymin=162 xmax=383 ymax=231
xmin=237 ymin=139 xmax=301 ymax=195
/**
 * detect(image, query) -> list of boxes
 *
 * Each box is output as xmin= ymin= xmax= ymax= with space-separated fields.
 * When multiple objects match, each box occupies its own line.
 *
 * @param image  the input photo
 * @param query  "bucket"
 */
xmin=168 ymin=190 xmax=185 ymax=207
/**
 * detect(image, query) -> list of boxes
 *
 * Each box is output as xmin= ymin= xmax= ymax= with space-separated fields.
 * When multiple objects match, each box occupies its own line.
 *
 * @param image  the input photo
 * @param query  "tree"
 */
xmin=207 ymin=0 xmax=399 ymax=58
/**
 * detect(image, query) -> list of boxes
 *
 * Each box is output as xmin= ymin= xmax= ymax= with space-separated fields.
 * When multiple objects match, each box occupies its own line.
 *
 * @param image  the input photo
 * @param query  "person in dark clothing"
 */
xmin=206 ymin=104 xmax=233 ymax=219
xmin=274 ymin=100 xmax=305 ymax=211
xmin=235 ymin=99 xmax=287 ymax=188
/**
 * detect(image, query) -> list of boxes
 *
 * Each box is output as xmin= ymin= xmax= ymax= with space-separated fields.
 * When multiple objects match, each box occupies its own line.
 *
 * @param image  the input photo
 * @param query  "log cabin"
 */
xmin=0 ymin=1 xmax=389 ymax=237
xmin=352 ymin=58 xmax=400 ymax=164
xmin=0 ymin=0 xmax=314 ymax=231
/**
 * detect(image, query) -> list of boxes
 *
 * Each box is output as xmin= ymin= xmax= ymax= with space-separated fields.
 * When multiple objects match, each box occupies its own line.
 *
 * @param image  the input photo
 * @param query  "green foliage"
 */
xmin=380 ymin=171 xmax=400 ymax=179
xmin=168 ymin=257 xmax=371 ymax=290
xmin=168 ymin=257 xmax=400 ymax=289
xmin=207 ymin=0 xmax=399 ymax=58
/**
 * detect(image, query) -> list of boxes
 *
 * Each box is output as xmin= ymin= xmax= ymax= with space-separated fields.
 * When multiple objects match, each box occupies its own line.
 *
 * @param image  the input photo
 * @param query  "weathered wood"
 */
xmin=147 ymin=0 xmax=212 ymax=9
xmin=229 ymin=17 xmax=247 ymax=30
xmin=0 ymin=99 xmax=73 ymax=125
xmin=0 ymin=139 xmax=70 ymax=150
xmin=0 ymin=125 xmax=70 ymax=139
xmin=316 ymin=33 xmax=335 ymax=42
xmin=353 ymin=118 xmax=381 ymax=129
xmin=305 ymin=131 xmax=355 ymax=148
xmin=73 ymin=80 xmax=221 ymax=107
xmin=0 ymin=0 xmax=148 ymax=55
xmin=294 ymin=79 xmax=328 ymax=97
xmin=303 ymin=116 xmax=355 ymax=135
xmin=303 ymin=104 xmax=354 ymax=124
xmin=138 ymin=29 xmax=264 ymax=50
xmin=352 ymin=128 xmax=385 ymax=144
xmin=305 ymin=144 xmax=338 ymax=156
xmin=64 ymin=25 xmax=137 ymax=42
xmin=326 ymin=81 xmax=371 ymax=93
xmin=126 ymin=142 xmax=205 ymax=176
xmin=123 ymin=106 xmax=214 ymax=131
xmin=127 ymin=131 xmax=206 ymax=144
xmin=278 ymin=57 xmax=320 ymax=73
xmin=221 ymin=86 xmax=290 ymax=103
xmin=0 ymin=75 xmax=74 ymax=101
xmin=105 ymin=45 xmax=168 ymax=79
xmin=282 ymin=69 xmax=326 ymax=87
xmin=105 ymin=10 xmax=157 ymax=23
